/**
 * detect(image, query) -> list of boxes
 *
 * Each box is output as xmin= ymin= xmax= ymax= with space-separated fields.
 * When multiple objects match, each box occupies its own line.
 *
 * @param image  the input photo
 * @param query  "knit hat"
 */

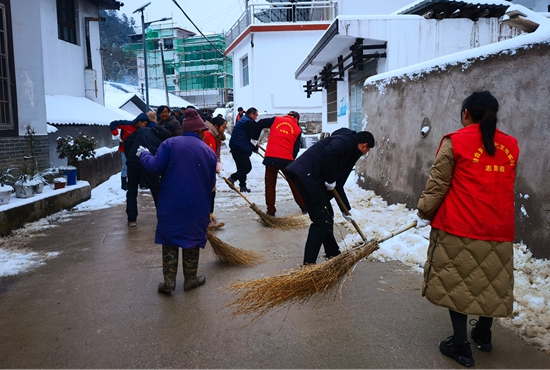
xmin=356 ymin=131 xmax=375 ymax=148
xmin=132 ymin=113 xmax=149 ymax=125
xmin=182 ymin=108 xmax=207 ymax=132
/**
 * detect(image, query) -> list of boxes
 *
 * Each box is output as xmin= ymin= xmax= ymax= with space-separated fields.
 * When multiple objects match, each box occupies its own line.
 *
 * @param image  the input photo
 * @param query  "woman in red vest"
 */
xmin=417 ymin=91 xmax=520 ymax=367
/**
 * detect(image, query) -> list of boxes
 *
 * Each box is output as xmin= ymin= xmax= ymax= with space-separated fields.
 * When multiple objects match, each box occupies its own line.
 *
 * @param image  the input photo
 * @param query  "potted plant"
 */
xmin=0 ymin=167 xmax=15 ymax=205
xmin=53 ymin=177 xmax=67 ymax=190
xmin=56 ymin=130 xmax=97 ymax=185
xmin=12 ymin=161 xmax=42 ymax=198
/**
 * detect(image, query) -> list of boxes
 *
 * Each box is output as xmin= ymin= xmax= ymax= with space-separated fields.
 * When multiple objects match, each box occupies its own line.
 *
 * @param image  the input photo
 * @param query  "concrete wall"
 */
xmin=358 ymin=43 xmax=550 ymax=258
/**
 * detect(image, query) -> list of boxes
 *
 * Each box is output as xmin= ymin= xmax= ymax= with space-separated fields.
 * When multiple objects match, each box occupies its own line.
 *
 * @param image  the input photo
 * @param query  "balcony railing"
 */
xmin=225 ymin=1 xmax=338 ymax=46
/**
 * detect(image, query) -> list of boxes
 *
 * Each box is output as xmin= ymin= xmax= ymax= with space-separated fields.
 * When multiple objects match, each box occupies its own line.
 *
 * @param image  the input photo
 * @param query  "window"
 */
xmin=57 ymin=0 xmax=77 ymax=44
xmin=0 ymin=0 xmax=17 ymax=135
xmin=349 ymin=60 xmax=377 ymax=131
xmin=326 ymin=80 xmax=337 ymax=122
xmin=164 ymin=38 xmax=173 ymax=50
xmin=241 ymin=55 xmax=249 ymax=87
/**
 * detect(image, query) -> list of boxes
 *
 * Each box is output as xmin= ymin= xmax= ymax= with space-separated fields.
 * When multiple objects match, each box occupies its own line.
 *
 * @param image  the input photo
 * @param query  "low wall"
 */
xmin=0 ymin=183 xmax=91 ymax=237
xmin=359 ymin=43 xmax=550 ymax=258
xmin=73 ymin=150 xmax=122 ymax=189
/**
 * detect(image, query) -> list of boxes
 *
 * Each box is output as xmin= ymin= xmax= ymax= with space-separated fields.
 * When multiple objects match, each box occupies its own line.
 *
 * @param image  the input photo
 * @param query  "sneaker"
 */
xmin=240 ymin=186 xmax=251 ymax=193
xmin=208 ymin=219 xmax=225 ymax=230
xmin=267 ymin=212 xmax=275 ymax=217
xmin=128 ymin=221 xmax=137 ymax=227
xmin=439 ymin=336 xmax=474 ymax=367
xmin=470 ymin=320 xmax=492 ymax=351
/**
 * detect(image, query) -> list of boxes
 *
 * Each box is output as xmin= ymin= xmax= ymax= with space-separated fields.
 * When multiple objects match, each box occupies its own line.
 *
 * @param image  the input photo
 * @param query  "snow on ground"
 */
xmin=0 ymin=143 xmax=549 ymax=353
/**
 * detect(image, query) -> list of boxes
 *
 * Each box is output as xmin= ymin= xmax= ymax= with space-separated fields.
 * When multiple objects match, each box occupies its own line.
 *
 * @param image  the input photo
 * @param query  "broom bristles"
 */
xmin=250 ymin=203 xmax=310 ymax=230
xmin=224 ymin=240 xmax=380 ymax=318
xmin=207 ymin=231 xmax=262 ymax=266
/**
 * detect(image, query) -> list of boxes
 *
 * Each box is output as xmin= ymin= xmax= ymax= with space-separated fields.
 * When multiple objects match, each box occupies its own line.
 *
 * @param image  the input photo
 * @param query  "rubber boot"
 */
xmin=182 ymin=247 xmax=205 ymax=291
xmin=121 ymin=176 xmax=127 ymax=191
xmin=158 ymin=245 xmax=178 ymax=293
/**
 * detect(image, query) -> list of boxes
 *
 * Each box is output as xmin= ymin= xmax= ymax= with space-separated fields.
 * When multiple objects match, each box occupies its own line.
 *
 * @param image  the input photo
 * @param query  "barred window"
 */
xmin=326 ymin=80 xmax=337 ymax=123
xmin=57 ymin=0 xmax=77 ymax=44
xmin=0 ymin=1 xmax=16 ymax=134
xmin=241 ymin=55 xmax=249 ymax=87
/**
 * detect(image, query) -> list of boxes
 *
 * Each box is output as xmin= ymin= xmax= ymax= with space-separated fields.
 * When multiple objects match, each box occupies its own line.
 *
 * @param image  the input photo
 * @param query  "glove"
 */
xmin=250 ymin=139 xmax=258 ymax=146
xmin=325 ymin=181 xmax=336 ymax=191
xmin=216 ymin=162 xmax=222 ymax=173
xmin=136 ymin=145 xmax=149 ymax=157
xmin=342 ymin=212 xmax=353 ymax=222
xmin=414 ymin=214 xmax=431 ymax=228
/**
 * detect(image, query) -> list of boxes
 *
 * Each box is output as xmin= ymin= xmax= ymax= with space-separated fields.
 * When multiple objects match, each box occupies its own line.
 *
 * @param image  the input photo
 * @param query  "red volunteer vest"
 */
xmin=264 ymin=115 xmax=301 ymax=160
xmin=431 ymin=124 xmax=519 ymax=242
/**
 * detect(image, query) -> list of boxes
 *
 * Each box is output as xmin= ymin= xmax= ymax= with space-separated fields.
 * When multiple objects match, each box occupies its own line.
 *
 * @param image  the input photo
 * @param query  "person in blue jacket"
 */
xmin=227 ymin=107 xmax=260 ymax=192
xmin=139 ymin=108 xmax=217 ymax=294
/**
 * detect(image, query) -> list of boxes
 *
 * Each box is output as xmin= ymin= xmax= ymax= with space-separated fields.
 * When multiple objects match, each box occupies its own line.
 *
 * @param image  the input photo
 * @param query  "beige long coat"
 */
xmin=418 ymin=138 xmax=514 ymax=317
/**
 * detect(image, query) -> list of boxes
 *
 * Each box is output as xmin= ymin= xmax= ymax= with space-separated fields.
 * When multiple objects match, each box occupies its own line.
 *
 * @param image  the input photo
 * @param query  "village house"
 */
xmin=0 ymin=0 xmax=129 ymax=169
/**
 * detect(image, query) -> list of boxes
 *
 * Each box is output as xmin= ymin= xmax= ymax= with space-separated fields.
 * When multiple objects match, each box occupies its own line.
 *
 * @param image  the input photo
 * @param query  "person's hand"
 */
xmin=136 ymin=145 xmax=149 ymax=157
xmin=342 ymin=212 xmax=353 ymax=222
xmin=216 ymin=162 xmax=222 ymax=173
xmin=325 ymin=181 xmax=336 ymax=191
xmin=250 ymin=139 xmax=258 ymax=146
xmin=414 ymin=214 xmax=430 ymax=228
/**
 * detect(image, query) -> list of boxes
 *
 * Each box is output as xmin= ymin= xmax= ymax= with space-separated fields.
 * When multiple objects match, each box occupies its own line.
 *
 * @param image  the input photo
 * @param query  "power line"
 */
xmin=171 ymin=0 xmax=231 ymax=61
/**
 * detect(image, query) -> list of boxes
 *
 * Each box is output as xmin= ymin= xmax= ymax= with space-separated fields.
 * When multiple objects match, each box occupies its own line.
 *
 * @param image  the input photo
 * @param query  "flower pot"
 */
xmin=0 ymin=185 xmax=13 ymax=205
xmin=35 ymin=182 xmax=44 ymax=194
xmin=53 ymin=177 xmax=67 ymax=190
xmin=14 ymin=183 xmax=36 ymax=198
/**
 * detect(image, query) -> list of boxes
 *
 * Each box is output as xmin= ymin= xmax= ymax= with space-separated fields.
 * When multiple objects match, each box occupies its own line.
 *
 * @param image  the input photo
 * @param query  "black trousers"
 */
xmin=230 ymin=148 xmax=252 ymax=187
xmin=287 ymin=173 xmax=340 ymax=264
xmin=126 ymin=162 xmax=160 ymax=222
xmin=449 ymin=309 xmax=493 ymax=343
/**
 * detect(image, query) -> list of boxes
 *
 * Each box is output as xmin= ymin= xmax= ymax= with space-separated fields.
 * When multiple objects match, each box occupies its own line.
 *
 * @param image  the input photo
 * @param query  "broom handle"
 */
xmin=222 ymin=176 xmax=255 ymax=207
xmin=331 ymin=189 xmax=368 ymax=242
xmin=377 ymin=221 xmax=417 ymax=243
xmin=257 ymin=146 xmax=287 ymax=180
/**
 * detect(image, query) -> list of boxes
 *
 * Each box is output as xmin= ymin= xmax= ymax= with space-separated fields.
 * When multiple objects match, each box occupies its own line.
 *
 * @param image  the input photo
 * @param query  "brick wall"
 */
xmin=0 ymin=136 xmax=50 ymax=171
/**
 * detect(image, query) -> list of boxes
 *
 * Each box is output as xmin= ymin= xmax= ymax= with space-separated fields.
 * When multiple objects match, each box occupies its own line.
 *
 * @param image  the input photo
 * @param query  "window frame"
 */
xmin=241 ymin=55 xmax=249 ymax=87
xmin=326 ymin=80 xmax=337 ymax=123
xmin=57 ymin=0 xmax=77 ymax=45
xmin=0 ymin=0 xmax=18 ymax=137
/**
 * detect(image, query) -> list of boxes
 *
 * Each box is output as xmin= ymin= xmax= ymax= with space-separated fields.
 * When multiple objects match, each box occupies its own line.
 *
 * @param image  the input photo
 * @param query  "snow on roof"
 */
xmin=392 ymin=0 xmax=513 ymax=15
xmin=45 ymin=95 xmax=131 ymax=126
xmin=104 ymin=81 xmax=196 ymax=109
xmin=367 ymin=4 xmax=550 ymax=91
xmin=105 ymin=92 xmax=136 ymax=109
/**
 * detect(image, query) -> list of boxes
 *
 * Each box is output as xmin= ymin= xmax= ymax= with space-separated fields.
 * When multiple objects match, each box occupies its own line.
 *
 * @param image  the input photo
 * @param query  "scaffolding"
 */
xmin=126 ymin=24 xmax=233 ymax=109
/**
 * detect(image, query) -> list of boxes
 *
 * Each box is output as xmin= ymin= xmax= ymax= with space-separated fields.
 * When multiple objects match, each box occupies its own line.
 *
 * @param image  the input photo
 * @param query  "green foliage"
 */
xmin=56 ymin=131 xmax=97 ymax=164
xmin=0 ymin=167 xmax=15 ymax=187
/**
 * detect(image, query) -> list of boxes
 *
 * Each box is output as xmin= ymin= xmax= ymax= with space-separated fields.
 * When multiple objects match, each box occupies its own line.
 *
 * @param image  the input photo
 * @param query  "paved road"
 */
xmin=1 ymin=191 xmax=549 ymax=368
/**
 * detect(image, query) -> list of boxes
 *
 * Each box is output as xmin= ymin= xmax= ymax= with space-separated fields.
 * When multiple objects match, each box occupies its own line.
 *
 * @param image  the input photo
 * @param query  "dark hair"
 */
xmin=156 ymin=105 xmax=170 ymax=118
xmin=461 ymin=91 xmax=499 ymax=156
xmin=237 ymin=107 xmax=243 ymax=112
xmin=356 ymin=131 xmax=375 ymax=148
xmin=246 ymin=107 xmax=258 ymax=115
xmin=287 ymin=111 xmax=300 ymax=121
xmin=211 ymin=116 xmax=226 ymax=128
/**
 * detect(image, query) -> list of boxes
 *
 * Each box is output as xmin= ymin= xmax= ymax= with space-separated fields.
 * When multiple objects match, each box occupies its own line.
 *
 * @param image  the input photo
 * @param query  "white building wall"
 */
xmin=40 ymin=0 xmax=103 ymax=104
xmin=320 ymin=16 xmax=520 ymax=132
xmin=12 ymin=0 xmax=48 ymax=136
xmin=229 ymin=30 xmax=324 ymax=118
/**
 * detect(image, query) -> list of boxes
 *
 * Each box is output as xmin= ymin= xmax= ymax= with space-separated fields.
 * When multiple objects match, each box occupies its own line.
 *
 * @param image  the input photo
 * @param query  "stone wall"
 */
xmin=73 ymin=151 xmax=122 ymax=189
xmin=358 ymin=43 xmax=550 ymax=258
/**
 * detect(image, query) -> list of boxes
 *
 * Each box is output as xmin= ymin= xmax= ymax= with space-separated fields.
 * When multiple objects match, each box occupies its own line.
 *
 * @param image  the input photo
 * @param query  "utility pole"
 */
xmin=159 ymin=40 xmax=170 ymax=107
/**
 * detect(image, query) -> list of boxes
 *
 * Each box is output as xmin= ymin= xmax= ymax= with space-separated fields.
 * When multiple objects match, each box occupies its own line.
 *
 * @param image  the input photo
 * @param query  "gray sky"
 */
xmin=118 ymin=0 xmax=270 ymax=34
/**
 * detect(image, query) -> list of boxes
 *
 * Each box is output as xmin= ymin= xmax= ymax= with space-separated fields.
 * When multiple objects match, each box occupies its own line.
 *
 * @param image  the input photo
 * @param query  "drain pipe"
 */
xmin=84 ymin=17 xmax=104 ymax=99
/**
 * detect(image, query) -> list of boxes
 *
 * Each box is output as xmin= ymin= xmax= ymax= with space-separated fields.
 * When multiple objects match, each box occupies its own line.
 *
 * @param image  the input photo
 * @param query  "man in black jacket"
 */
xmin=285 ymin=128 xmax=375 ymax=264
xmin=123 ymin=113 xmax=171 ymax=227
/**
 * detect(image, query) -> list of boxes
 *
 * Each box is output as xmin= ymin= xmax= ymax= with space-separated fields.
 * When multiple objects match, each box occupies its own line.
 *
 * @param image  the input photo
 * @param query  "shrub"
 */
xmin=56 ymin=131 xmax=97 ymax=164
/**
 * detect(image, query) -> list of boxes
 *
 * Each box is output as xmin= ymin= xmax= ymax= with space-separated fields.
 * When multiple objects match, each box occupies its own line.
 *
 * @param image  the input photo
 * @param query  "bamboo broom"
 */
xmin=207 ymin=231 xmax=262 ymax=266
xmin=222 ymin=176 xmax=309 ymax=230
xmin=224 ymin=221 xmax=417 ymax=318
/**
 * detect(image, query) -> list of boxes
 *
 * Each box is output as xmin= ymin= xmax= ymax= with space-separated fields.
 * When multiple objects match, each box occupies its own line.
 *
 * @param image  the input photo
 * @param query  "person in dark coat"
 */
xmin=227 ymin=107 xmax=259 ymax=192
xmin=139 ymin=108 xmax=217 ymax=293
xmin=123 ymin=113 xmax=171 ymax=227
xmin=156 ymin=105 xmax=182 ymax=135
xmin=285 ymin=128 xmax=375 ymax=265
